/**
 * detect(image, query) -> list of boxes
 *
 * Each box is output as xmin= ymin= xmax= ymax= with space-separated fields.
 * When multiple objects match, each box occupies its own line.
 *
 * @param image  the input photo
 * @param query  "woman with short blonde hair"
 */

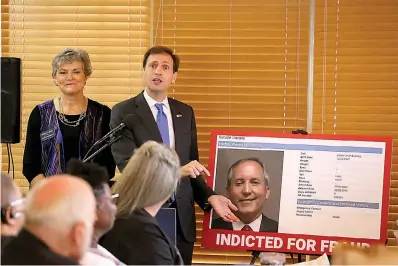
xmin=100 ymin=141 xmax=183 ymax=265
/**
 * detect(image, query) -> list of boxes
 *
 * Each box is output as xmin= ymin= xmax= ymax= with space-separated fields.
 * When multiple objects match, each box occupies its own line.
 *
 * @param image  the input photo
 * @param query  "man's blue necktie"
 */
xmin=155 ymin=103 xmax=170 ymax=147
xmin=155 ymin=103 xmax=175 ymax=203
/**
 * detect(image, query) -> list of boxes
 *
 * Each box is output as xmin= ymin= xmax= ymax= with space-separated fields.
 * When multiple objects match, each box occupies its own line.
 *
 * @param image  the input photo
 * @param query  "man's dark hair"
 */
xmin=66 ymin=159 xmax=109 ymax=198
xmin=142 ymin=46 xmax=180 ymax=73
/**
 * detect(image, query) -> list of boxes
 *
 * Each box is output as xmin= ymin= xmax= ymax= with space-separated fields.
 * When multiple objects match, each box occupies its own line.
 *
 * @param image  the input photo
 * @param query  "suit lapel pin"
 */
xmin=176 ymin=114 xmax=182 ymax=118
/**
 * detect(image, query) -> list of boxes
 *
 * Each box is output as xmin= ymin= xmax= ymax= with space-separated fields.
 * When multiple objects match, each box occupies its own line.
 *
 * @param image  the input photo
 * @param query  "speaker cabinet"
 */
xmin=1 ymin=57 xmax=21 ymax=144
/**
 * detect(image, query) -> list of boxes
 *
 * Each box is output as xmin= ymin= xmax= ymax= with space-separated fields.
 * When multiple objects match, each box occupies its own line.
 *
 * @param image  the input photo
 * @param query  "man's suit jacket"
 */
xmin=110 ymin=91 xmax=214 ymax=242
xmin=100 ymin=209 xmax=183 ymax=265
xmin=211 ymin=214 xmax=279 ymax=232
xmin=1 ymin=229 xmax=78 ymax=265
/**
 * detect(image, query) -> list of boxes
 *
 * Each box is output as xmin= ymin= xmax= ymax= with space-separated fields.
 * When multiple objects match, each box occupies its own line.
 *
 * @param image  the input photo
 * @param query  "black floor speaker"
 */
xmin=1 ymin=57 xmax=21 ymax=144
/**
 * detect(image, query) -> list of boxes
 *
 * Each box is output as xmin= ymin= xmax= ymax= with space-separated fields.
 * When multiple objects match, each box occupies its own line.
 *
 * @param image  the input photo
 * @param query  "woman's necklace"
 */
xmin=58 ymin=96 xmax=87 ymax=127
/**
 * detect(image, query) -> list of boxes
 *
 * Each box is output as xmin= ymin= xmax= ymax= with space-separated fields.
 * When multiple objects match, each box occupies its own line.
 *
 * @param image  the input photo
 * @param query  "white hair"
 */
xmin=24 ymin=179 xmax=94 ymax=233
xmin=227 ymin=158 xmax=270 ymax=187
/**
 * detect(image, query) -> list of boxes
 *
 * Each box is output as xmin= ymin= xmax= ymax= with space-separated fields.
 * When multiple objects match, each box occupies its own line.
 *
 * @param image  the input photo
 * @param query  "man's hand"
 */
xmin=208 ymin=195 xmax=240 ymax=223
xmin=180 ymin=160 xmax=210 ymax=178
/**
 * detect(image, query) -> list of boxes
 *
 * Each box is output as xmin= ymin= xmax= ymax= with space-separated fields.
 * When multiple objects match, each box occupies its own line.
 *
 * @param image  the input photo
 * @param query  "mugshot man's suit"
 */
xmin=110 ymin=91 xmax=214 ymax=264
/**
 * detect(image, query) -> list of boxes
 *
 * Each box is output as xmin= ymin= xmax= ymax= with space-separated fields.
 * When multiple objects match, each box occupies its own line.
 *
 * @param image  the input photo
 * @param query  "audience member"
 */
xmin=1 ymin=175 xmax=96 ymax=265
xmin=332 ymin=242 xmax=398 ymax=265
xmin=100 ymin=141 xmax=183 ymax=265
xmin=66 ymin=159 xmax=123 ymax=265
xmin=1 ymin=172 xmax=24 ymax=250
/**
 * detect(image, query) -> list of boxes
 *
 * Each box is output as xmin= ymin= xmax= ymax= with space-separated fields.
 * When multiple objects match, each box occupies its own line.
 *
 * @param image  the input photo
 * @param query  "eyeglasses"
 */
xmin=9 ymin=198 xmax=25 ymax=207
xmin=2 ymin=198 xmax=25 ymax=219
xmin=111 ymin=194 xmax=119 ymax=201
xmin=98 ymin=194 xmax=119 ymax=204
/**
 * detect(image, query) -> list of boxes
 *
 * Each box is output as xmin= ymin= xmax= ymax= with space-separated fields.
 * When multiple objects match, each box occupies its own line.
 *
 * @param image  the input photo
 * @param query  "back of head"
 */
xmin=66 ymin=159 xmax=116 ymax=235
xmin=113 ymin=141 xmax=181 ymax=217
xmin=24 ymin=175 xmax=96 ymax=237
xmin=66 ymin=158 xmax=109 ymax=198
xmin=23 ymin=175 xmax=96 ymax=261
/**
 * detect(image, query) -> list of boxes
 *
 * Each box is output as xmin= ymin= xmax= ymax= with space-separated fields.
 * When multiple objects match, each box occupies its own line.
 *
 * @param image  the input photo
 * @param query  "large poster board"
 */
xmin=201 ymin=130 xmax=392 ymax=255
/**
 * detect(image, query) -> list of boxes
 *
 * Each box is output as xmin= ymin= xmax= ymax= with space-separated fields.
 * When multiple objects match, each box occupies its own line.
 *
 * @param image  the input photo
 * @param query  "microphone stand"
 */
xmin=83 ymin=135 xmax=121 ymax=163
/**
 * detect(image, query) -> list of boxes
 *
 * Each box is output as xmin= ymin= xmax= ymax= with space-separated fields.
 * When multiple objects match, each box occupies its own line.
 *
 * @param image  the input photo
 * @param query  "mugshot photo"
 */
xmin=210 ymin=148 xmax=284 ymax=233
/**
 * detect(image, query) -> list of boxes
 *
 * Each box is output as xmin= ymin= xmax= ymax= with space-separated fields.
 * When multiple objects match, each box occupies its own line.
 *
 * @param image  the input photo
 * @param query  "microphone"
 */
xmin=93 ymin=121 xmax=126 ymax=148
xmin=82 ymin=115 xmax=133 ymax=161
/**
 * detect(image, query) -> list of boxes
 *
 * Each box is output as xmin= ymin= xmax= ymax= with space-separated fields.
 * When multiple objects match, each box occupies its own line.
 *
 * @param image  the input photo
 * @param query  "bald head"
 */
xmin=1 ymin=172 xmax=21 ymax=207
xmin=25 ymin=175 xmax=96 ymax=230
xmin=23 ymin=175 xmax=97 ymax=261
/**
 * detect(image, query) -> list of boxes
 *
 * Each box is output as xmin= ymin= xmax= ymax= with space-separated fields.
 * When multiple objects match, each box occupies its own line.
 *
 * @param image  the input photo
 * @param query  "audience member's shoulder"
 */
xmin=131 ymin=210 xmax=164 ymax=234
xmin=106 ymin=211 xmax=161 ymax=239
xmin=81 ymin=250 xmax=115 ymax=266
xmin=131 ymin=209 xmax=159 ymax=225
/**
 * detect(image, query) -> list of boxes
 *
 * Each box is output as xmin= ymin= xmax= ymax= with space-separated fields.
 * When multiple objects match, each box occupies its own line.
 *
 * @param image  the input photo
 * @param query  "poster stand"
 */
xmin=291 ymin=129 xmax=309 ymax=263
xmin=247 ymin=129 xmax=308 ymax=264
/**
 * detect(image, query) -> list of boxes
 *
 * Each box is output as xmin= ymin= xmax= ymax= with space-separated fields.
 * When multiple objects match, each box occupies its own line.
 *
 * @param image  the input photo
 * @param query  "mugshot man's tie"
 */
xmin=241 ymin=225 xmax=253 ymax=231
xmin=155 ymin=103 xmax=174 ymax=203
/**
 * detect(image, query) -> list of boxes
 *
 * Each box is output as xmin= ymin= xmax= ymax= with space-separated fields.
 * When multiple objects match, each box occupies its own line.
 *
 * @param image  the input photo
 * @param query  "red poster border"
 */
xmin=202 ymin=130 xmax=392 ymax=255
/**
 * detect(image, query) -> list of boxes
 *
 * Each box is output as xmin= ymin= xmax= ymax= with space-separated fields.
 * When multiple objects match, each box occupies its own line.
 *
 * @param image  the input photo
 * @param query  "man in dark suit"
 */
xmin=211 ymin=158 xmax=279 ymax=232
xmin=1 ymin=175 xmax=97 ymax=265
xmin=110 ymin=46 xmax=239 ymax=265
xmin=1 ymin=172 xmax=24 ymax=251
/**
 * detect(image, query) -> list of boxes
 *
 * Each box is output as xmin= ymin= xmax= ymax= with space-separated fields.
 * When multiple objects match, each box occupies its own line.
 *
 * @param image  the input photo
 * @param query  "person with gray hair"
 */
xmin=211 ymin=158 xmax=279 ymax=232
xmin=1 ymin=172 xmax=24 ymax=250
xmin=99 ymin=141 xmax=184 ymax=265
xmin=1 ymin=175 xmax=97 ymax=265
xmin=23 ymin=47 xmax=115 ymax=188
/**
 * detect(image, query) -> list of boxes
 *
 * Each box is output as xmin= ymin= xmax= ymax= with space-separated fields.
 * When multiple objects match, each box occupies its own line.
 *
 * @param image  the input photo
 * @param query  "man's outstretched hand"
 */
xmin=181 ymin=160 xmax=211 ymax=178
xmin=181 ymin=161 xmax=239 ymax=223
xmin=208 ymin=195 xmax=240 ymax=223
